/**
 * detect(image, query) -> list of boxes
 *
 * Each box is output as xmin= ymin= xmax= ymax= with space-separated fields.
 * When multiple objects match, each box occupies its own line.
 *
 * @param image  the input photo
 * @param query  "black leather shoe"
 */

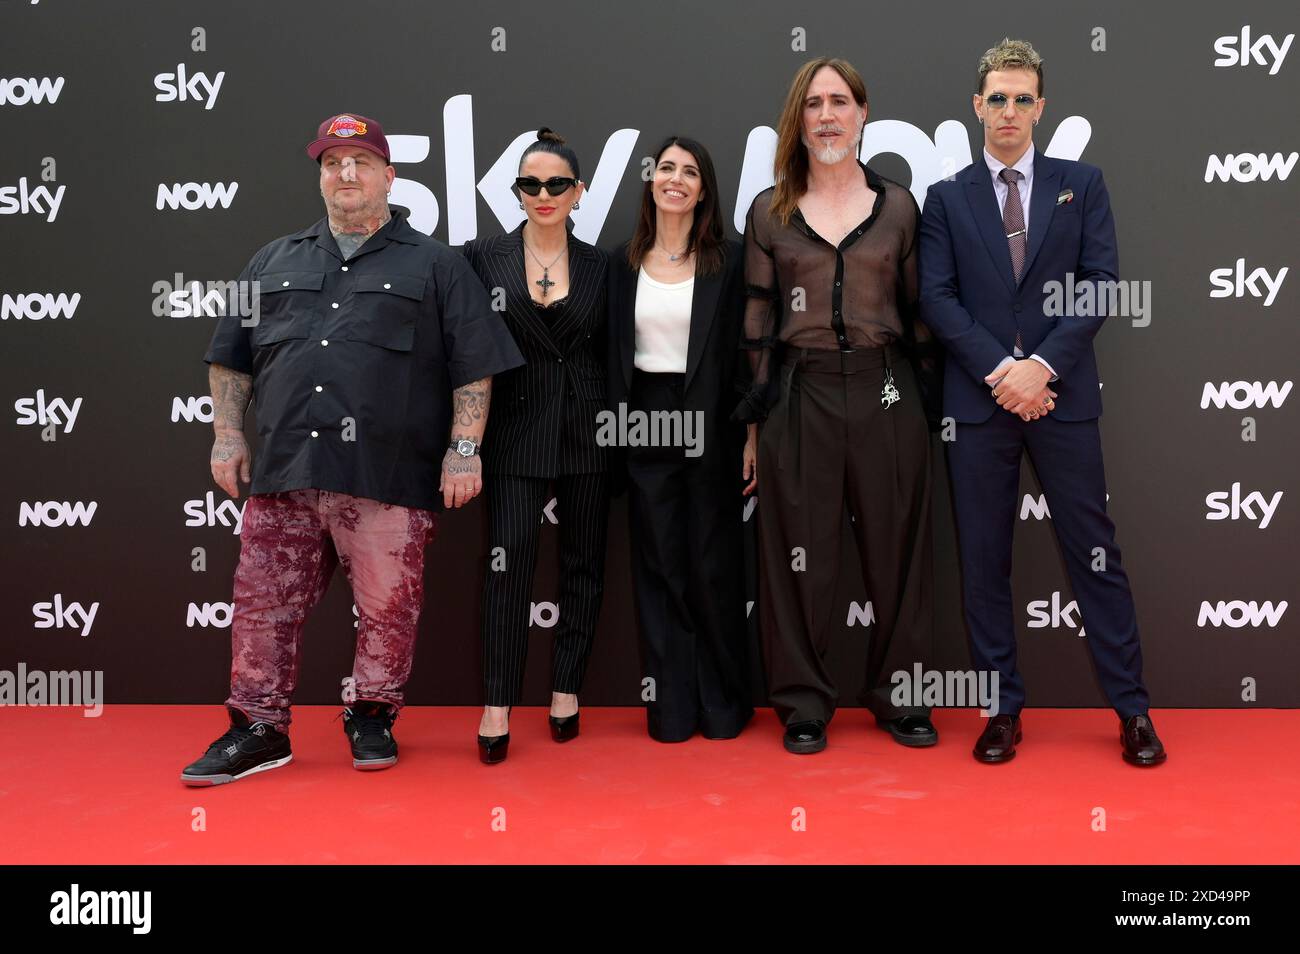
xmin=973 ymin=714 xmax=1022 ymax=763
xmin=478 ymin=707 xmax=511 ymax=764
xmin=1121 ymin=714 xmax=1167 ymax=766
xmin=783 ymin=719 xmax=827 ymax=754
xmin=549 ymin=711 xmax=579 ymax=743
xmin=876 ymin=714 xmax=939 ymax=747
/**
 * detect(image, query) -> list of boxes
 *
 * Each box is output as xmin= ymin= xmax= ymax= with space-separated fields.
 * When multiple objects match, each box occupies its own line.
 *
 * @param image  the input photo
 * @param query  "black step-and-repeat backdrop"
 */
xmin=2 ymin=1 xmax=1296 ymax=708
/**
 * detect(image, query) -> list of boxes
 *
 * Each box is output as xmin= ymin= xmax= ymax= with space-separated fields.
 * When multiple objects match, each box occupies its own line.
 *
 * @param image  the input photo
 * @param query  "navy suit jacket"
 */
xmin=918 ymin=151 xmax=1118 ymax=423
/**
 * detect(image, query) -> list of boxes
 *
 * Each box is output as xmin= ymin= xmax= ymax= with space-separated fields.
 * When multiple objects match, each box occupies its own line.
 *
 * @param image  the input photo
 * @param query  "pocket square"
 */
xmin=1056 ymin=188 xmax=1074 ymax=205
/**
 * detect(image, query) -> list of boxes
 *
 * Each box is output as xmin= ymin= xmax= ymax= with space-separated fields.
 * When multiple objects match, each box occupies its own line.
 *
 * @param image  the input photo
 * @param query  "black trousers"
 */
xmin=625 ymin=371 xmax=754 ymax=741
xmin=481 ymin=472 xmax=610 ymax=706
xmin=757 ymin=345 xmax=934 ymax=726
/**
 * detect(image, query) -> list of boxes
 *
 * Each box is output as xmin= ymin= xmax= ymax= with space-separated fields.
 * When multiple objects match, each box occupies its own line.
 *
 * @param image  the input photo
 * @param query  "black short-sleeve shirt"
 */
xmin=204 ymin=207 xmax=525 ymax=511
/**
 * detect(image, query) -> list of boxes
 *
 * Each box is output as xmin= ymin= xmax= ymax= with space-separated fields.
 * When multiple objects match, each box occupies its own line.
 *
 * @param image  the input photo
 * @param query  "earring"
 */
xmin=1032 ymin=119 xmax=1039 ymax=126
xmin=518 ymin=201 xmax=524 ymax=210
xmin=573 ymin=201 xmax=580 ymax=210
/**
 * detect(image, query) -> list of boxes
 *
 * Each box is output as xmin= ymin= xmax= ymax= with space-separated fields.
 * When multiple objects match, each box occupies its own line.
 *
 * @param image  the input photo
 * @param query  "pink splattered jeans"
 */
xmin=225 ymin=490 xmax=437 ymax=731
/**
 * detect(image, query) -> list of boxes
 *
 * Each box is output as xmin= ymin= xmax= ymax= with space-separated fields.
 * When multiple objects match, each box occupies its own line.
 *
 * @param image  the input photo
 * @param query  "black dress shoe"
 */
xmin=973 ymin=714 xmax=1022 ymax=763
xmin=876 ymin=714 xmax=939 ymax=747
xmin=549 ymin=711 xmax=579 ymax=743
xmin=1120 ymin=714 xmax=1167 ymax=766
xmin=783 ymin=719 xmax=827 ymax=754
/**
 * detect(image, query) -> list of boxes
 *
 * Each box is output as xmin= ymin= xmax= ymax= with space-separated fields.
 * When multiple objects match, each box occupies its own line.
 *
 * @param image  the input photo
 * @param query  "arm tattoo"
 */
xmin=209 ymin=363 xmax=253 ymax=432
xmin=450 ymin=377 xmax=491 ymax=436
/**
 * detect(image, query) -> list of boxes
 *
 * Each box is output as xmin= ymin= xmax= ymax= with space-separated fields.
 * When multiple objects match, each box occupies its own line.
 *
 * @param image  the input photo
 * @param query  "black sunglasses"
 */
xmin=515 ymin=176 xmax=578 ymax=197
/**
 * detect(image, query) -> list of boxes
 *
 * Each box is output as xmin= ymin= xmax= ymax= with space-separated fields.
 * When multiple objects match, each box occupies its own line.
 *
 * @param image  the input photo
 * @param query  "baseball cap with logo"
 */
xmin=306 ymin=113 xmax=391 ymax=163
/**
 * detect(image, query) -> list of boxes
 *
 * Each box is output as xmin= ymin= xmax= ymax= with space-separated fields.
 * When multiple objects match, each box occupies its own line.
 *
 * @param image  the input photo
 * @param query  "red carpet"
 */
xmin=1 ymin=706 xmax=1296 ymax=864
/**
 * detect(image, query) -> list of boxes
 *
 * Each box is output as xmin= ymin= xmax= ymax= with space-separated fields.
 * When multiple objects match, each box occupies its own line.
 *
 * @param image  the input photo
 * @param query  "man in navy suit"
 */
xmin=919 ymin=39 xmax=1166 ymax=766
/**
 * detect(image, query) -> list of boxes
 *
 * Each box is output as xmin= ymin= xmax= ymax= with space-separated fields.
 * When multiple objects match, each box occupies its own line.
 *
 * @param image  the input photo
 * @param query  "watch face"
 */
xmin=456 ymin=439 xmax=476 ymax=456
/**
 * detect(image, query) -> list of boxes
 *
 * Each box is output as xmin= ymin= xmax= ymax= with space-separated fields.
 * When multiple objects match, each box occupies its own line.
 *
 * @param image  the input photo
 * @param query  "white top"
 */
xmin=633 ymin=269 xmax=694 ymax=373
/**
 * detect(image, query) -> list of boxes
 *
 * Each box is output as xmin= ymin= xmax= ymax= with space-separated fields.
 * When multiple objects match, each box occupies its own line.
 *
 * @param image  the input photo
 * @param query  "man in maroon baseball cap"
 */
xmin=306 ymin=112 xmax=391 ymax=163
xmin=186 ymin=109 xmax=524 ymax=786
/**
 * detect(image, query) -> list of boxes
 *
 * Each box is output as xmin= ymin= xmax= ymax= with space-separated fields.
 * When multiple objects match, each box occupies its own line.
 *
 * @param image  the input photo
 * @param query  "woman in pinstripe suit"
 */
xmin=461 ymin=129 xmax=611 ymax=764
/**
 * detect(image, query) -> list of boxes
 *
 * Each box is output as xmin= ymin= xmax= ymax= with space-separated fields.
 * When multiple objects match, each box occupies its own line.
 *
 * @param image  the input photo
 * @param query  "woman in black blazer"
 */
xmin=608 ymin=135 xmax=755 ymax=742
xmin=461 ymin=129 xmax=610 ymax=763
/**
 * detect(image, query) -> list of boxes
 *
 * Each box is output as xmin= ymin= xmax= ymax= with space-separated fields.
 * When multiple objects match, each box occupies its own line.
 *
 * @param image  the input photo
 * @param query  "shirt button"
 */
xmin=321 ymin=339 xmax=329 ymax=346
xmin=557 ymin=357 xmax=563 ymax=363
xmin=331 ymin=302 xmax=339 ymax=309
xmin=383 ymin=283 xmax=392 ymax=290
xmin=310 ymin=430 xmax=319 ymax=438
xmin=281 ymin=281 xmax=290 ymax=287
xmin=835 ymin=281 xmax=841 ymax=286
xmin=315 ymin=385 xmax=323 ymax=392
xmin=341 ymin=266 xmax=349 ymax=272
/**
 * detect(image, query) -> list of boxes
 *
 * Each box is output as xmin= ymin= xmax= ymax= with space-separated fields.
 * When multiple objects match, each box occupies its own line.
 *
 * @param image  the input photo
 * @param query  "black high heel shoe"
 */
xmin=478 ymin=707 xmax=511 ymax=764
xmin=549 ymin=711 xmax=579 ymax=743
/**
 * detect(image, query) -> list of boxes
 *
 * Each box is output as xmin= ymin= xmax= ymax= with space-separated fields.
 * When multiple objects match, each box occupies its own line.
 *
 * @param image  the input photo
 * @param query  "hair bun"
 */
xmin=536 ymin=127 xmax=566 ymax=144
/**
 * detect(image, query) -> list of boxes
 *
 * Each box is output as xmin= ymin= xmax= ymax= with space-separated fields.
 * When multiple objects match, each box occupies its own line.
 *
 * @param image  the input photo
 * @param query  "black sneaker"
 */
xmin=343 ymin=701 xmax=398 ymax=770
xmin=180 ymin=709 xmax=292 ymax=786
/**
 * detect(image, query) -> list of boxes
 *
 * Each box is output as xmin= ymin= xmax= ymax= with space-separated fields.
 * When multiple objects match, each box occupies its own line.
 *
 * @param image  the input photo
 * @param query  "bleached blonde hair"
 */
xmin=978 ymin=38 xmax=1044 ymax=96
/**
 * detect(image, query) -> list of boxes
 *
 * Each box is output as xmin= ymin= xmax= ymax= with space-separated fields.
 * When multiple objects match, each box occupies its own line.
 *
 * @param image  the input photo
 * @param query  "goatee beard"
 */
xmin=803 ymin=127 xmax=863 ymax=165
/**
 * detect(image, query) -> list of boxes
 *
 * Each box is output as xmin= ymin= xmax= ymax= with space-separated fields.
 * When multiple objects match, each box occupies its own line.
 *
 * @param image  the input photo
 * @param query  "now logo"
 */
xmin=18 ymin=500 xmax=97 ymax=527
xmin=847 ymin=601 xmax=876 ymax=627
xmin=1204 ymin=152 xmax=1298 ymax=182
xmin=0 ymin=75 xmax=64 ymax=105
xmin=186 ymin=602 xmax=232 ymax=628
xmin=530 ymin=601 xmax=559 ymax=628
xmin=1 ymin=292 xmax=80 ymax=320
xmin=156 ymin=181 xmax=238 ymax=211
xmin=1200 ymin=381 xmax=1292 ymax=410
xmin=183 ymin=491 xmax=244 ymax=534
xmin=1027 ymin=592 xmax=1085 ymax=636
xmin=33 ymin=595 xmax=99 ymax=636
xmin=1197 ymin=600 xmax=1287 ymax=628
xmin=170 ymin=395 xmax=213 ymax=423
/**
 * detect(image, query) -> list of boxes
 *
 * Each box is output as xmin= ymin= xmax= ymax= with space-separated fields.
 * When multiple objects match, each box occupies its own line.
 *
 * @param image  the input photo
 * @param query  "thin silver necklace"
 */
xmin=654 ymin=243 xmax=690 ymax=263
xmin=523 ymin=231 xmax=567 ymax=298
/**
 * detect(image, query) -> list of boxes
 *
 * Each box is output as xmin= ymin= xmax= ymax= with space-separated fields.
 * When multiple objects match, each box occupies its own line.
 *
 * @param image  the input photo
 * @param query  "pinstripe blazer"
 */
xmin=461 ymin=220 xmax=610 ymax=477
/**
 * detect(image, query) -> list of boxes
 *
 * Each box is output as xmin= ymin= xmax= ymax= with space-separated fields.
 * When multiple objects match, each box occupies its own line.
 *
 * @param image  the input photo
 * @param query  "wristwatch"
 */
xmin=450 ymin=438 xmax=479 ymax=457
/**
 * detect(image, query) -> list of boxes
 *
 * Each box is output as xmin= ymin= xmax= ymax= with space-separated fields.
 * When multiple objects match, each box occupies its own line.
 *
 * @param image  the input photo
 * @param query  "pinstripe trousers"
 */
xmin=481 ymin=472 xmax=611 ymax=706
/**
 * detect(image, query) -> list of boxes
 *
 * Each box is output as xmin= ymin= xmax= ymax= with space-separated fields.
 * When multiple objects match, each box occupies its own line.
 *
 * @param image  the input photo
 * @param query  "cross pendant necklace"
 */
xmin=524 ymin=235 xmax=567 ymax=299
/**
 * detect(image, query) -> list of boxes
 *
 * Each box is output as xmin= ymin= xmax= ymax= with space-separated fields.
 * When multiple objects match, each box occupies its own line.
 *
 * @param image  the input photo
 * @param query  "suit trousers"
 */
xmin=947 ymin=411 xmax=1149 ymax=718
xmin=481 ymin=472 xmax=610 ymax=706
xmin=757 ymin=345 xmax=935 ymax=726
xmin=625 ymin=370 xmax=754 ymax=741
